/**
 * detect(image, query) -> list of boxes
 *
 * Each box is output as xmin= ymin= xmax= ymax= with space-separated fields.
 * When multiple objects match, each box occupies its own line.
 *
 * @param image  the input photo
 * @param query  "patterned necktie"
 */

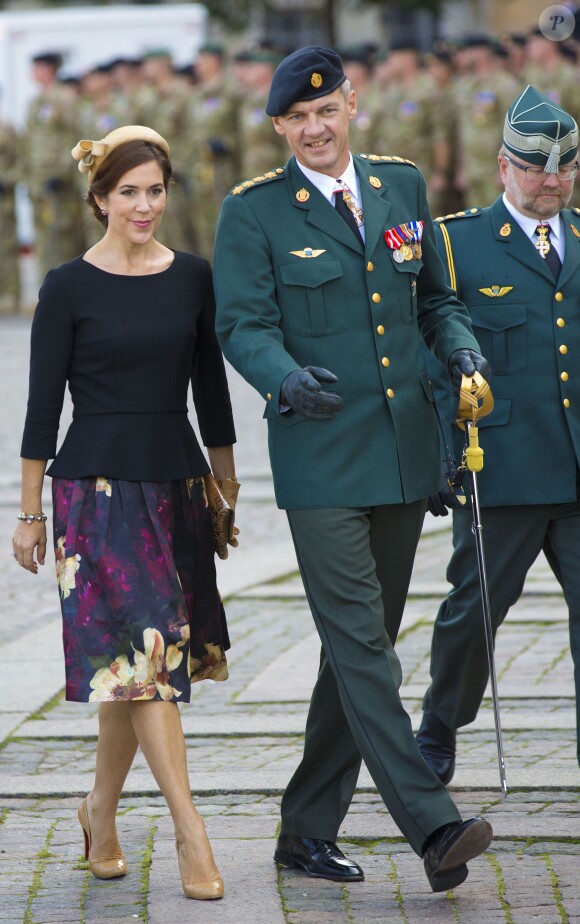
xmin=534 ymin=224 xmax=562 ymax=280
xmin=333 ymin=181 xmax=363 ymax=243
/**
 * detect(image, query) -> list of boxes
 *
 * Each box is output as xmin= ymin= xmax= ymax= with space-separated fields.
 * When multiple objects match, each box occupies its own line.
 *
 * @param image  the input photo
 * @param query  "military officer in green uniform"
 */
xmin=417 ymin=87 xmax=580 ymax=783
xmin=23 ymin=52 xmax=83 ymax=278
xmin=214 ymin=45 xmax=493 ymax=894
xmin=0 ymin=117 xmax=21 ymax=313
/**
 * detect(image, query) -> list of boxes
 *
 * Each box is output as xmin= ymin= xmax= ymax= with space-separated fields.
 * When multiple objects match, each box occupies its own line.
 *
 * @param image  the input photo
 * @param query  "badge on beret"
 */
xmin=500 ymin=223 xmax=511 ymax=237
xmin=571 ymin=224 xmax=580 ymax=239
xmin=369 ymin=176 xmax=382 ymax=189
xmin=296 ymin=187 xmax=310 ymax=202
xmin=311 ymin=72 xmax=323 ymax=88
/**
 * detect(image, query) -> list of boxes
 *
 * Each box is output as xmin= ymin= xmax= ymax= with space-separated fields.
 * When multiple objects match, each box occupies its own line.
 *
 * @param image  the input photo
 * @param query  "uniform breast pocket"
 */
xmin=279 ymin=258 xmax=347 ymax=336
xmin=393 ymin=260 xmax=423 ymax=324
xmin=469 ymin=303 xmax=527 ymax=376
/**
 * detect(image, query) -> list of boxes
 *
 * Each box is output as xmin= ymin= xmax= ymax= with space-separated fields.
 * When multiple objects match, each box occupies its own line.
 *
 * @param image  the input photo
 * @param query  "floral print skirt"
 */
xmin=52 ymin=476 xmax=229 ymax=703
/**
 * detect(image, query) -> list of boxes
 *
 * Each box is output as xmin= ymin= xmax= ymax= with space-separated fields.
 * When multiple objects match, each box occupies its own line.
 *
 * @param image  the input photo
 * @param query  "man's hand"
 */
xmin=449 ymin=349 xmax=491 ymax=394
xmin=281 ymin=366 xmax=344 ymax=420
xmin=427 ymin=461 xmax=467 ymax=517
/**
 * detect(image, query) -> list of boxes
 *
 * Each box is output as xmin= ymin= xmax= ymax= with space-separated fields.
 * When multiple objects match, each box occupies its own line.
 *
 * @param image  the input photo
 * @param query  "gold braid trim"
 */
xmin=438 ymin=222 xmax=457 ymax=292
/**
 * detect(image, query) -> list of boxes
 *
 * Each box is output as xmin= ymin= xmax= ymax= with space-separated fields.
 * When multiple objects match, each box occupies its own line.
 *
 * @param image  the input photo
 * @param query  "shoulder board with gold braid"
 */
xmin=230 ymin=168 xmax=285 ymax=196
xmin=358 ymin=153 xmax=416 ymax=166
xmin=434 ymin=208 xmax=481 ymax=222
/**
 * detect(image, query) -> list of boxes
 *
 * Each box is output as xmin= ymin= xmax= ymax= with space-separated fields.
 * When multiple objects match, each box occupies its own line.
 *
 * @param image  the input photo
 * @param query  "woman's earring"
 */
xmin=100 ymin=208 xmax=108 ymax=216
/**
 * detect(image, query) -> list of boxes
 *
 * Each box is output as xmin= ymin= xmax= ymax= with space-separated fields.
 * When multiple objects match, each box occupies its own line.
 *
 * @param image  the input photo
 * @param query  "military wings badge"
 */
xmin=478 ymin=286 xmax=514 ymax=298
xmin=289 ymin=248 xmax=327 ymax=258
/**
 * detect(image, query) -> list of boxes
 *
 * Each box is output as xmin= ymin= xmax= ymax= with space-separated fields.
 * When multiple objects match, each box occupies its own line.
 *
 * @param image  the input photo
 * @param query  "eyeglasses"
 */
xmin=502 ymin=154 xmax=579 ymax=182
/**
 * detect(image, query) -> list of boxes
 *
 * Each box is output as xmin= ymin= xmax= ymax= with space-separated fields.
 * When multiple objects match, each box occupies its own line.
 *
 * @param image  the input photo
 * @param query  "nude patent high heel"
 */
xmin=78 ymin=797 xmax=127 ymax=879
xmin=176 ymin=839 xmax=224 ymax=900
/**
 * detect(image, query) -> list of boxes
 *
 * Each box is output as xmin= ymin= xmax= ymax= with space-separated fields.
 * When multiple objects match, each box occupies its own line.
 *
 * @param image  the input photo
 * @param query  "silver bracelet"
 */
xmin=17 ymin=512 xmax=48 ymax=523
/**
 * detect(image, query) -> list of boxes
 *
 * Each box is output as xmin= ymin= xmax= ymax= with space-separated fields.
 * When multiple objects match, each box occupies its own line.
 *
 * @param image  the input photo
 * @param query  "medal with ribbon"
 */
xmin=384 ymin=221 xmax=424 ymax=262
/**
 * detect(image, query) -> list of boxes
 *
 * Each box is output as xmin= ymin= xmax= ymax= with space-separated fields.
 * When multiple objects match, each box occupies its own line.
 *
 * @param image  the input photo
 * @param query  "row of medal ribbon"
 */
xmin=384 ymin=220 xmax=424 ymax=263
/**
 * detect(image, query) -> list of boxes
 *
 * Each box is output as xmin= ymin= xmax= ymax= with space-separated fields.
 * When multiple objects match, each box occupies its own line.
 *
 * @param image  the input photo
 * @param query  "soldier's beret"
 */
xmin=198 ymin=41 xmax=225 ymax=58
xmin=71 ymin=125 xmax=170 ymax=184
xmin=32 ymin=51 xmax=62 ymax=68
xmin=503 ymin=85 xmax=578 ymax=172
xmin=389 ymin=38 xmax=420 ymax=53
xmin=265 ymin=45 xmax=346 ymax=117
xmin=457 ymin=33 xmax=493 ymax=49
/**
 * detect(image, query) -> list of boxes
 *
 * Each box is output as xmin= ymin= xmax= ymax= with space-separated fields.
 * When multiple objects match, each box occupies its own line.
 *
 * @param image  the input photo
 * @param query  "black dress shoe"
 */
xmin=416 ymin=691 xmax=457 ymax=785
xmin=423 ymin=817 xmax=493 ymax=892
xmin=274 ymin=834 xmax=364 ymax=881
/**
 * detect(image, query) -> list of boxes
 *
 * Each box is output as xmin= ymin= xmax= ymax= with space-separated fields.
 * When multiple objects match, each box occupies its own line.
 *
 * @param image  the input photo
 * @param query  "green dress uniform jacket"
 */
xmin=214 ymin=153 xmax=480 ymax=510
xmin=430 ymin=197 xmax=580 ymax=506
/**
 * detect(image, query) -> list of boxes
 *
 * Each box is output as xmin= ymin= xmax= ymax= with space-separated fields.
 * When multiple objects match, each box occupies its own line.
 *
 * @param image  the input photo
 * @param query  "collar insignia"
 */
xmin=296 ymin=187 xmax=310 ymax=202
xmin=499 ymin=222 xmax=511 ymax=237
xmin=571 ymin=224 xmax=580 ymax=239
xmin=369 ymin=175 xmax=382 ymax=188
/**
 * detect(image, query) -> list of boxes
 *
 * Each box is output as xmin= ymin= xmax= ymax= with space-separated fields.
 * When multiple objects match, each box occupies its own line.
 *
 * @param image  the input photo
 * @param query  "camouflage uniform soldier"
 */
xmin=236 ymin=49 xmax=287 ymax=178
xmin=24 ymin=53 xmax=83 ymax=278
xmin=187 ymin=43 xmax=241 ymax=259
xmin=0 ymin=119 xmax=20 ymax=313
xmin=134 ymin=50 xmax=196 ymax=253
xmin=424 ymin=47 xmax=463 ymax=216
xmin=452 ymin=36 xmax=517 ymax=207
xmin=77 ymin=63 xmax=132 ymax=247
xmin=525 ymin=29 xmax=580 ymax=208
xmin=368 ymin=43 xmax=448 ymax=214
xmin=337 ymin=44 xmax=375 ymax=154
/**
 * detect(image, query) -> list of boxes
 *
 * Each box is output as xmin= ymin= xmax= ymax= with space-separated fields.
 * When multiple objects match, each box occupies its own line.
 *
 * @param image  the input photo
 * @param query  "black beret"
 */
xmin=32 ymin=51 xmax=63 ymax=68
xmin=457 ymin=33 xmax=493 ymax=49
xmin=266 ymin=45 xmax=346 ymax=117
xmin=389 ymin=38 xmax=420 ymax=53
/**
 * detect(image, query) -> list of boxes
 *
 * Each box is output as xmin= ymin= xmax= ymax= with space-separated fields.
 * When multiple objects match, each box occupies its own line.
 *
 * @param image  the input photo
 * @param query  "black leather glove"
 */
xmin=427 ymin=460 xmax=467 ymax=517
xmin=44 ymin=177 xmax=65 ymax=194
xmin=280 ymin=366 xmax=344 ymax=420
xmin=449 ymin=348 xmax=491 ymax=394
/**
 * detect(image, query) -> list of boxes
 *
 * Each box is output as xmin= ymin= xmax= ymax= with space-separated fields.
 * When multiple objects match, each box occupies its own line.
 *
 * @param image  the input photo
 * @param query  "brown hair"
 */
xmin=87 ymin=140 xmax=173 ymax=227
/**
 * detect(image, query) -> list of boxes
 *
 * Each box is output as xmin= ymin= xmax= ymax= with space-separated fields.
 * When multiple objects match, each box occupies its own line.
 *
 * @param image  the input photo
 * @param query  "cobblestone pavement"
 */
xmin=1 ymin=317 xmax=580 ymax=923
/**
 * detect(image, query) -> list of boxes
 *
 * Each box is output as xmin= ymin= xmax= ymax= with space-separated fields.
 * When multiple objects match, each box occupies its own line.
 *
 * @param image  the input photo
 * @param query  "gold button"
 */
xmin=372 ymin=292 xmax=381 ymax=303
xmin=557 ymin=318 xmax=565 ymax=328
xmin=564 ymin=398 xmax=570 ymax=408
xmin=387 ymin=388 xmax=395 ymax=398
xmin=367 ymin=261 xmax=374 ymax=272
xmin=266 ymin=393 xmax=272 ymax=400
xmin=559 ymin=345 xmax=568 ymax=354
xmin=555 ymin=292 xmax=564 ymax=302
xmin=382 ymin=357 xmax=390 ymax=367
xmin=377 ymin=325 xmax=385 ymax=335
xmin=561 ymin=372 xmax=569 ymax=382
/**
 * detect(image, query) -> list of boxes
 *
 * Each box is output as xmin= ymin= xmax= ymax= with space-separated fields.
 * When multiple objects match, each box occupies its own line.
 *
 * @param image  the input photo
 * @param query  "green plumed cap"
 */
xmin=503 ymin=84 xmax=578 ymax=173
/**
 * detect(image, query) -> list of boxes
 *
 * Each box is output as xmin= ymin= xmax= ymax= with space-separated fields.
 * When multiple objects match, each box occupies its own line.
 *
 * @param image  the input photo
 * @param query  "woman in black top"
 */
xmin=12 ymin=125 xmax=237 ymax=901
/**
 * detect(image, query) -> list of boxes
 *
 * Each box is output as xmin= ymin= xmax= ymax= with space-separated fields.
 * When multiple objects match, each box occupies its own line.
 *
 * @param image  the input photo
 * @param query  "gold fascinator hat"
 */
xmin=71 ymin=125 xmax=170 ymax=184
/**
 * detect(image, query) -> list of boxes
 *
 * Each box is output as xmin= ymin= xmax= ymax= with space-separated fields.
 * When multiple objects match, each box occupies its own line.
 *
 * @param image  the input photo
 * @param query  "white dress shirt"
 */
xmin=502 ymin=193 xmax=565 ymax=263
xmin=296 ymin=154 xmax=365 ymax=241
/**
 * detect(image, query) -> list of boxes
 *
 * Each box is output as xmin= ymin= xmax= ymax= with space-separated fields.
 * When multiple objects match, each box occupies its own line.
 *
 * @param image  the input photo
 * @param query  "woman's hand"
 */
xmin=12 ymin=520 xmax=47 ymax=574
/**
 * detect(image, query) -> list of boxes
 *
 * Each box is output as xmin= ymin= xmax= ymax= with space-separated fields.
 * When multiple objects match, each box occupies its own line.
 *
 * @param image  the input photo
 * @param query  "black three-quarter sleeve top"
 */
xmin=21 ymin=252 xmax=236 ymax=481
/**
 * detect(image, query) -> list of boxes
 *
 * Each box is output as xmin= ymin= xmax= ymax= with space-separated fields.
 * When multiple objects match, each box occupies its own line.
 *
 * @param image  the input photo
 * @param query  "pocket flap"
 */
xmin=279 ymin=258 xmax=343 ymax=288
xmin=470 ymin=303 xmax=526 ymax=332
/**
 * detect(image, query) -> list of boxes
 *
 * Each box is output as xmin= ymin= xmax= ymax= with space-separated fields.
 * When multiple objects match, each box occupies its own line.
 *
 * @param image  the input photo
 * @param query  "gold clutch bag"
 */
xmin=203 ymin=474 xmax=234 ymax=560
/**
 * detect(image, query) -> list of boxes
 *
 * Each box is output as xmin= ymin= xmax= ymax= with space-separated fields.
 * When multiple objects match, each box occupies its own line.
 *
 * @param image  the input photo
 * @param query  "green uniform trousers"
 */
xmin=429 ymin=504 xmax=580 ymax=762
xmin=282 ymin=502 xmax=461 ymax=856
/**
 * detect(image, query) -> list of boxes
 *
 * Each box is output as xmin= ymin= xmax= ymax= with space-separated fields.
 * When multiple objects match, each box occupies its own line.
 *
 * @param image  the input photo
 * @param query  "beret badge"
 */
xmin=311 ymin=72 xmax=323 ymax=88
